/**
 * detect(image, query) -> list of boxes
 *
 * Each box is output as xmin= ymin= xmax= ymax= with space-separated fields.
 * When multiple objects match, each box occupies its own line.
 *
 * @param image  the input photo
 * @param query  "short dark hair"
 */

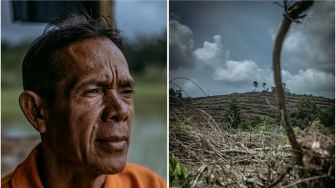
xmin=22 ymin=14 xmax=121 ymax=103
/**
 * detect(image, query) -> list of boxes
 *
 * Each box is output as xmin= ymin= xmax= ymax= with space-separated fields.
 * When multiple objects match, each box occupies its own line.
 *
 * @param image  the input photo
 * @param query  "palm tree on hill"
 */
xmin=253 ymin=81 xmax=258 ymax=92
xmin=262 ymin=82 xmax=266 ymax=91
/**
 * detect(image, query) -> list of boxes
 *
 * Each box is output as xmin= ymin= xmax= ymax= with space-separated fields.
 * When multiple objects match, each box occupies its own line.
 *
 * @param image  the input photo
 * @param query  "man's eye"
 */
xmin=82 ymin=88 xmax=101 ymax=96
xmin=121 ymin=88 xmax=135 ymax=97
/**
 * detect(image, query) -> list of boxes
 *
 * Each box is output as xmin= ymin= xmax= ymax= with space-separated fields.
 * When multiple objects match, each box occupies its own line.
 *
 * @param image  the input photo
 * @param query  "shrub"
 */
xmin=169 ymin=153 xmax=189 ymax=188
xmin=169 ymin=88 xmax=183 ymax=99
xmin=289 ymin=99 xmax=321 ymax=129
xmin=319 ymin=106 xmax=335 ymax=127
xmin=224 ymin=97 xmax=241 ymax=128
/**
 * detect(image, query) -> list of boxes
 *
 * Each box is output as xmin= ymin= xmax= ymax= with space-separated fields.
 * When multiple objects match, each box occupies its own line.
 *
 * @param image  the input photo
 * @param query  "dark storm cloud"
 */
xmin=283 ymin=0 xmax=335 ymax=73
xmin=169 ymin=19 xmax=195 ymax=70
xmin=306 ymin=1 xmax=335 ymax=72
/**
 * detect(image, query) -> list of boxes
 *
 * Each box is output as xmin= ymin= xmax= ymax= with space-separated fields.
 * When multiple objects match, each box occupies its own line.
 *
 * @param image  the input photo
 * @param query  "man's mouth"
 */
xmin=95 ymin=136 xmax=128 ymax=151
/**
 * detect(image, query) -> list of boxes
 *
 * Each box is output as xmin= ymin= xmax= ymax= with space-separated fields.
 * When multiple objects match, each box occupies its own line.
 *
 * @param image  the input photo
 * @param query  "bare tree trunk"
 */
xmin=100 ymin=0 xmax=115 ymax=25
xmin=273 ymin=16 xmax=304 ymax=168
xmin=272 ymin=0 xmax=314 ymax=168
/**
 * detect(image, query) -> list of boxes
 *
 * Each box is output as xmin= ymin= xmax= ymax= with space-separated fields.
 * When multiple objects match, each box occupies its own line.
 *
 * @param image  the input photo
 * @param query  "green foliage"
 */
xmin=1 ymin=42 xmax=30 ymax=88
xmin=304 ymin=120 xmax=334 ymax=135
xmin=181 ymin=123 xmax=193 ymax=131
xmin=293 ymin=126 xmax=306 ymax=138
xmin=318 ymin=106 xmax=335 ymax=127
xmin=169 ymin=88 xmax=183 ymax=102
xmin=239 ymin=116 xmax=280 ymax=134
xmin=239 ymin=116 xmax=261 ymax=131
xmin=225 ymin=97 xmax=241 ymax=128
xmin=123 ymin=32 xmax=166 ymax=73
xmin=1 ymin=88 xmax=26 ymax=123
xmin=169 ymin=153 xmax=189 ymax=188
xmin=289 ymin=99 xmax=321 ymax=129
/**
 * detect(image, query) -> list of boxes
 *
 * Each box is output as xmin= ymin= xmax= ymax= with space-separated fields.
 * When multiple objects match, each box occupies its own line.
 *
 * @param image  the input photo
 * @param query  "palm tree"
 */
xmin=262 ymin=82 xmax=266 ymax=91
xmin=253 ymin=81 xmax=258 ymax=92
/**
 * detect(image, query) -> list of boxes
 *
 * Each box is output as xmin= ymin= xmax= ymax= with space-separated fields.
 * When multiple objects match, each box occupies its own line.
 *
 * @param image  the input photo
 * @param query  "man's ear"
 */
xmin=19 ymin=91 xmax=48 ymax=133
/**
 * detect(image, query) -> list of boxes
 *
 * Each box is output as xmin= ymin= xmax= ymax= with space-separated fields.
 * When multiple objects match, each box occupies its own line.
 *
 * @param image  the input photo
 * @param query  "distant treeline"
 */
xmin=123 ymin=31 xmax=166 ymax=73
xmin=1 ymin=31 xmax=167 ymax=88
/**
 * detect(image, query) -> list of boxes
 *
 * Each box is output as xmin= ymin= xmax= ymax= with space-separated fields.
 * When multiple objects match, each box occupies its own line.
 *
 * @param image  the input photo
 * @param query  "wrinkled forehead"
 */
xmin=56 ymin=37 xmax=130 ymax=77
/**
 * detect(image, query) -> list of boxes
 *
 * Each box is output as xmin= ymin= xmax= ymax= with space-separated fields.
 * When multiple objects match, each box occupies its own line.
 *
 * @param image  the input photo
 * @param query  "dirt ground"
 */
xmin=169 ymin=106 xmax=335 ymax=187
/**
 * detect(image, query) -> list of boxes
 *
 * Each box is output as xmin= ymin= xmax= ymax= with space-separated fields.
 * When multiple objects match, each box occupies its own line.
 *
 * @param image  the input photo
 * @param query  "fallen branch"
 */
xmin=191 ymin=164 xmax=207 ymax=188
xmin=281 ymin=175 xmax=328 ymax=188
xmin=266 ymin=165 xmax=293 ymax=188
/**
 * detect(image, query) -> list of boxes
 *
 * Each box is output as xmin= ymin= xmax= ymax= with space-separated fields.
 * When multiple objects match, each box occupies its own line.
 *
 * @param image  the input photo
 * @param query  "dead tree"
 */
xmin=272 ymin=0 xmax=314 ymax=168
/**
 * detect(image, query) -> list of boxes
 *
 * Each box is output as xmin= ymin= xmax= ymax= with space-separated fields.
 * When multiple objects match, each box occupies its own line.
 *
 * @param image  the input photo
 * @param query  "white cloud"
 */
xmin=194 ymin=35 xmax=227 ymax=66
xmin=193 ymin=35 xmax=272 ymax=85
xmin=190 ymin=33 xmax=334 ymax=97
xmin=213 ymin=60 xmax=261 ymax=83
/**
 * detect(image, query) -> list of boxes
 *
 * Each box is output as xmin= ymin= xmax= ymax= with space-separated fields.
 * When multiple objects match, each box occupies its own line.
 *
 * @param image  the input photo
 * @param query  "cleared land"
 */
xmin=169 ymin=92 xmax=334 ymax=187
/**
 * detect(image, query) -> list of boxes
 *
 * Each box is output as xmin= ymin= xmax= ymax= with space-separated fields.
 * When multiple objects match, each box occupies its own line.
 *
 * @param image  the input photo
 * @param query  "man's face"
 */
xmin=43 ymin=37 xmax=134 ymax=174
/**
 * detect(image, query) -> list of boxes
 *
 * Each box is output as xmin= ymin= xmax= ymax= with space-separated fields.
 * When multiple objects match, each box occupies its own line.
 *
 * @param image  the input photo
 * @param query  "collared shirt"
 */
xmin=1 ymin=144 xmax=166 ymax=188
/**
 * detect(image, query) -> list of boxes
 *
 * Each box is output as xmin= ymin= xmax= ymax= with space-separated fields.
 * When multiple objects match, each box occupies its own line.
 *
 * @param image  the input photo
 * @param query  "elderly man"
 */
xmin=1 ymin=14 xmax=166 ymax=188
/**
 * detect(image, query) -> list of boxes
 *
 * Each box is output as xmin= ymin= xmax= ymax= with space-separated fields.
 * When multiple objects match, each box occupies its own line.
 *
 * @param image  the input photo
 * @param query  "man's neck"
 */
xmin=39 ymin=143 xmax=106 ymax=188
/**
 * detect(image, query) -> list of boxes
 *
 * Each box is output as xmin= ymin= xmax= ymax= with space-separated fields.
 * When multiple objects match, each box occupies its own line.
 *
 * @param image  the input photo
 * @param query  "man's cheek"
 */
xmin=74 ymin=101 xmax=102 ymax=120
xmin=75 ymin=107 xmax=103 ymax=136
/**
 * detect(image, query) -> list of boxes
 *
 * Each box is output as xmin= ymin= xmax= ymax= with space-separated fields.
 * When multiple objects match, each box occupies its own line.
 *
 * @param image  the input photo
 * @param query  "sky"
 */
xmin=169 ymin=1 xmax=335 ymax=99
xmin=1 ymin=0 xmax=166 ymax=44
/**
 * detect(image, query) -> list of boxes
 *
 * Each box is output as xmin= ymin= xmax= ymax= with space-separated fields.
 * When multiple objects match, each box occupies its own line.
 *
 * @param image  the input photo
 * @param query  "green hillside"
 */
xmin=171 ymin=92 xmax=334 ymax=125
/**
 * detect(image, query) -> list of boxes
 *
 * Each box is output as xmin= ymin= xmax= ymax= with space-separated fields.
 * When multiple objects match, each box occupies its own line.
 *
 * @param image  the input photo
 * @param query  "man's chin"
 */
xmin=105 ymin=163 xmax=127 ymax=175
xmin=90 ymin=155 xmax=128 ymax=174
xmin=88 ymin=145 xmax=129 ymax=174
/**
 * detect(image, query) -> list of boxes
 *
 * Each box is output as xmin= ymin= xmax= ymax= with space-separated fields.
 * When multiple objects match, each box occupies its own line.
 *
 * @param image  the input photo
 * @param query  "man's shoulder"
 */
xmin=123 ymin=163 xmax=161 ymax=176
xmin=105 ymin=163 xmax=166 ymax=188
xmin=1 ymin=145 xmax=44 ymax=188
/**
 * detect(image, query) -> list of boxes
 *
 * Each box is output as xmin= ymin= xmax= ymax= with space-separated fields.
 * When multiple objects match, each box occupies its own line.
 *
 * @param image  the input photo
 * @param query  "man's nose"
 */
xmin=102 ymin=90 xmax=129 ymax=122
